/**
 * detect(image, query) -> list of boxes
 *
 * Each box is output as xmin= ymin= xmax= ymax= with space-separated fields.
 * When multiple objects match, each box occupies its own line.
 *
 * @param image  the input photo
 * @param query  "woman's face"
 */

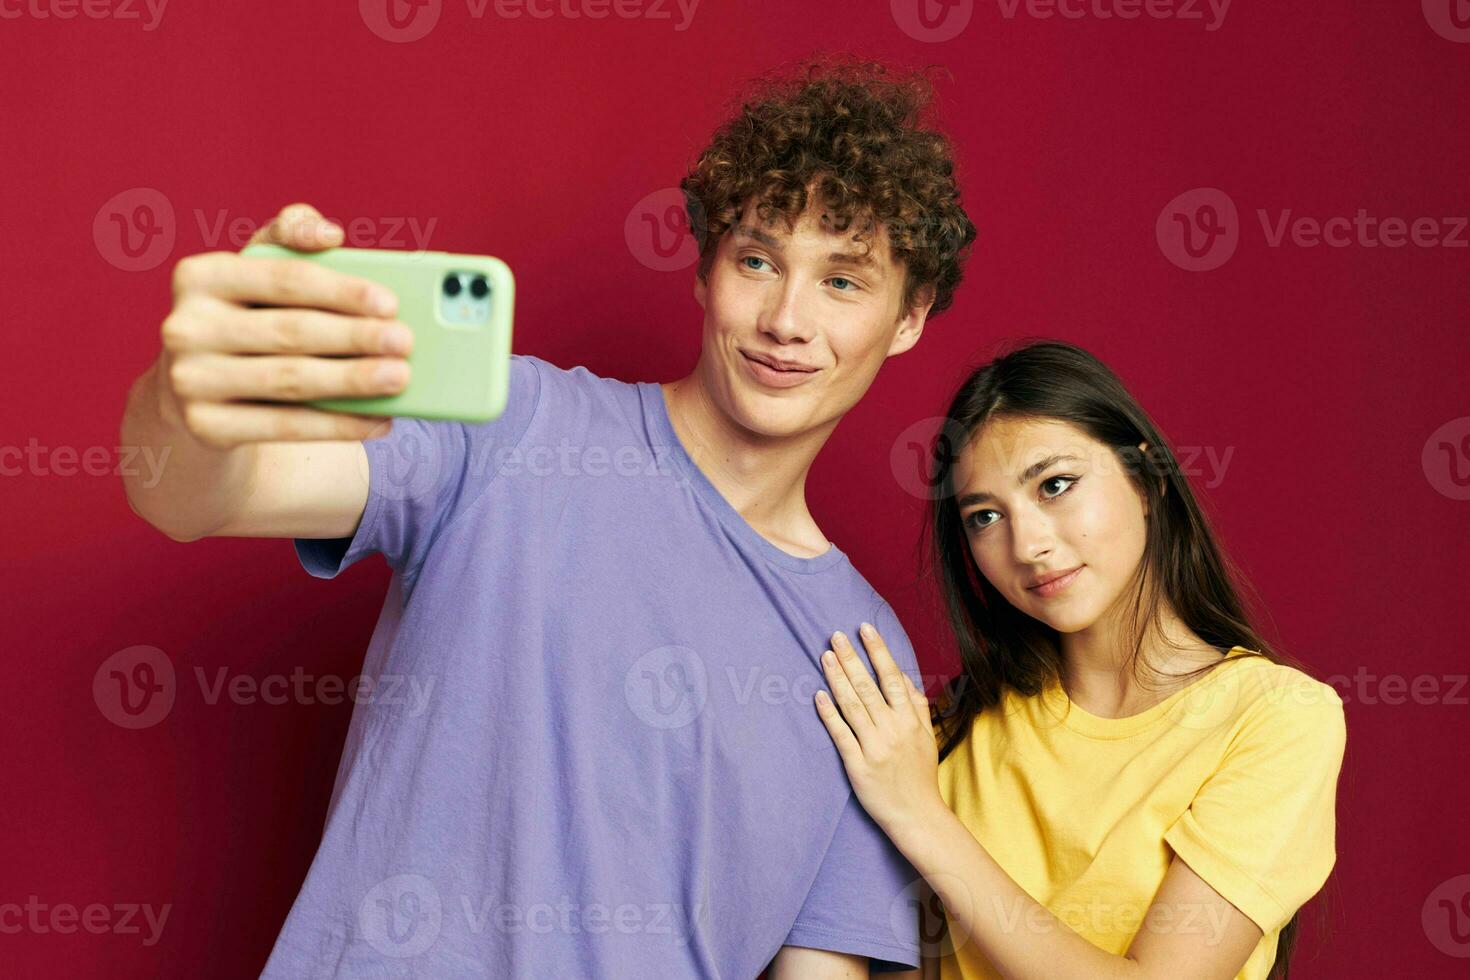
xmin=953 ymin=416 xmax=1150 ymax=636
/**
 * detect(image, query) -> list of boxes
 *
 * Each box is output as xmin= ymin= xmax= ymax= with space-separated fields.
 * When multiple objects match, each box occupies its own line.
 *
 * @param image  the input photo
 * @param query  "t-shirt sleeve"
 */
xmin=781 ymin=600 xmax=925 ymax=972
xmin=782 ymin=791 xmax=923 ymax=972
xmin=292 ymin=354 xmax=543 ymax=590
xmin=1163 ymin=679 xmax=1347 ymax=934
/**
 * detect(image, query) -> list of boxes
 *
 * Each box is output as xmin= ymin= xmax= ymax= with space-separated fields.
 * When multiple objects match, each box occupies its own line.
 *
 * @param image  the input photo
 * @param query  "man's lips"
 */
xmin=741 ymin=350 xmax=818 ymax=373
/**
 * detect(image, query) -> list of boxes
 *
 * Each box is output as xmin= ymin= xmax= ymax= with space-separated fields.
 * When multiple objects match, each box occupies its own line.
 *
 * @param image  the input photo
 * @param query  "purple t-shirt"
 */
xmin=262 ymin=354 xmax=925 ymax=978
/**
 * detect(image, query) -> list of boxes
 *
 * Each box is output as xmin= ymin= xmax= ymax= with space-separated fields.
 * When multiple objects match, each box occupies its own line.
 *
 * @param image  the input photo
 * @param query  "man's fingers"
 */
xmin=165 ymin=299 xmax=413 ymax=357
xmin=247 ymin=202 xmax=343 ymax=252
xmin=181 ymin=401 xmax=394 ymax=448
xmin=172 ymin=251 xmax=398 ymax=317
xmin=167 ymin=352 xmax=411 ymax=404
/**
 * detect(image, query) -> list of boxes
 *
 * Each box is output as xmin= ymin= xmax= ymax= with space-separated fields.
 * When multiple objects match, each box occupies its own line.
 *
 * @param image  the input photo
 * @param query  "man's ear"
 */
xmin=886 ymin=286 xmax=935 ymax=358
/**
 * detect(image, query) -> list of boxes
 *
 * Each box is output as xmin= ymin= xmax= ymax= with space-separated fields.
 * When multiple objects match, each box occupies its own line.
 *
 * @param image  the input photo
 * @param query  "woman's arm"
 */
xmin=812 ymin=625 xmax=1263 ymax=980
xmin=889 ymin=808 xmax=1261 ymax=980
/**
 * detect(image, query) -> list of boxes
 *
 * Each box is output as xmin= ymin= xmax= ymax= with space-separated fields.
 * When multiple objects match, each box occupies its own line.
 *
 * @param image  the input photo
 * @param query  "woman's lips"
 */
xmin=1026 ymin=565 xmax=1084 ymax=598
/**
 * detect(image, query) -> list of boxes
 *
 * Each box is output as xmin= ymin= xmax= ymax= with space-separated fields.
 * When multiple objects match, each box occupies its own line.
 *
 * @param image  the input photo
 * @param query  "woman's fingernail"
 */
xmin=822 ymin=651 xmax=835 ymax=668
xmin=832 ymin=631 xmax=848 ymax=648
xmin=860 ymin=622 xmax=875 ymax=637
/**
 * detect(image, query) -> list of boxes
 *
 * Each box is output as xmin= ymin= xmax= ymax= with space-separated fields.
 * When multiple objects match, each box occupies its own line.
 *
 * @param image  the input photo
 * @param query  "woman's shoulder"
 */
xmin=1220 ymin=649 xmax=1340 ymax=701
xmin=1208 ymin=650 xmax=1346 ymax=740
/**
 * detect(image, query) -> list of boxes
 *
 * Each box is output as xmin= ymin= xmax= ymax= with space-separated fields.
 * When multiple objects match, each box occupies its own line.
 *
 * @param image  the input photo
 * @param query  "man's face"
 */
xmin=692 ymin=195 xmax=931 ymax=439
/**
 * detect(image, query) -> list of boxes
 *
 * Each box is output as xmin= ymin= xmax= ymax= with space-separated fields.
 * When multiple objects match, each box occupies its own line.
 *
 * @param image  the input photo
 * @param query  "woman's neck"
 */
xmin=1059 ymin=604 xmax=1223 ymax=719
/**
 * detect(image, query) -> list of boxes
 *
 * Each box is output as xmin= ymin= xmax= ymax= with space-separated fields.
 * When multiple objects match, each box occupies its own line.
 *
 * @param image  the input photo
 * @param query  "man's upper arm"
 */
xmin=286 ymin=354 xmax=545 ymax=583
xmin=767 ymin=944 xmax=868 ymax=979
xmin=777 ymin=599 xmax=925 ymax=971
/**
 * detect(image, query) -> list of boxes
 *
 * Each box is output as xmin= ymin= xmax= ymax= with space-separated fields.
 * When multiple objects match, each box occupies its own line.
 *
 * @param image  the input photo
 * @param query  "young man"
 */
xmin=121 ymin=58 xmax=975 ymax=977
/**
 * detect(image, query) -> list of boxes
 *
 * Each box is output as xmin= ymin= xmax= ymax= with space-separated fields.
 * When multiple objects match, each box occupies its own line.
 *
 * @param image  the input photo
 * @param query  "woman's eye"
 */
xmin=741 ymin=256 xmax=769 ymax=271
xmin=1041 ymin=476 xmax=1078 ymax=498
xmin=964 ymin=510 xmax=997 ymax=531
xmin=829 ymin=277 xmax=856 ymax=291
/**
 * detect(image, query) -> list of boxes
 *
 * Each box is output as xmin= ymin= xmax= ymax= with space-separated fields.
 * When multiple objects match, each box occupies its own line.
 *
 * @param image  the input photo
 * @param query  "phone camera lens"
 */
xmin=470 ymin=276 xmax=490 ymax=299
xmin=443 ymin=274 xmax=463 ymax=297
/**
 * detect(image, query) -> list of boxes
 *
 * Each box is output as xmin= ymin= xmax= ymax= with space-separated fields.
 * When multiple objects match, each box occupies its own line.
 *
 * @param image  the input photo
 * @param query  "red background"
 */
xmin=2 ymin=1 xmax=1467 ymax=976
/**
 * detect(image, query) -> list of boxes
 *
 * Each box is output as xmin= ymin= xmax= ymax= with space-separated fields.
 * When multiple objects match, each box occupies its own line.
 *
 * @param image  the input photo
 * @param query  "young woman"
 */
xmin=813 ymin=341 xmax=1345 ymax=980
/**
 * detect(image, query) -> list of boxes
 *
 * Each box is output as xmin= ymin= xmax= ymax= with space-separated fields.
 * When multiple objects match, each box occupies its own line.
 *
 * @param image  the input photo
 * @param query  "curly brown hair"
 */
xmin=680 ymin=53 xmax=977 ymax=319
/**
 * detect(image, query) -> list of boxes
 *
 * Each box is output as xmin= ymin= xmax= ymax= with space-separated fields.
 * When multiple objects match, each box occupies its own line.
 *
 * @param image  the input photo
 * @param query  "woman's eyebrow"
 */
xmin=957 ymin=453 xmax=1082 ymax=507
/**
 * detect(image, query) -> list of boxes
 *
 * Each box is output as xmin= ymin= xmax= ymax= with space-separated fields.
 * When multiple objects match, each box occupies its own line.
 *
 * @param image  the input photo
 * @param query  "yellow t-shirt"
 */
xmin=934 ymin=648 xmax=1346 ymax=980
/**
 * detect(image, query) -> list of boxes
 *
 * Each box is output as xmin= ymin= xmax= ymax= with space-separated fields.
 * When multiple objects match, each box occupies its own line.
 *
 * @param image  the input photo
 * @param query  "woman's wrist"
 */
xmin=880 ymin=793 xmax=957 ymax=859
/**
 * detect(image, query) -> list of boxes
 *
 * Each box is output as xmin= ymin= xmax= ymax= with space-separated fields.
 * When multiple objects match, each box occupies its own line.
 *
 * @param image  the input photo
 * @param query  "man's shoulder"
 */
xmin=509 ymin=354 xmax=645 ymax=421
xmin=837 ymin=575 xmax=920 ymax=674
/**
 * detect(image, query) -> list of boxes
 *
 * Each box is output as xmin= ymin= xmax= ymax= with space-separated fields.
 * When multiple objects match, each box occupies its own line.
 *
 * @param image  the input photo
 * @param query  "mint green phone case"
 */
xmin=240 ymin=243 xmax=514 ymax=423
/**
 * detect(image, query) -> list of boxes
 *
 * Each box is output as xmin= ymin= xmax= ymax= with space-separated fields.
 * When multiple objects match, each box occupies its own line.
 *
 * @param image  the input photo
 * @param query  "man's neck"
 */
xmin=659 ymin=372 xmax=837 ymax=559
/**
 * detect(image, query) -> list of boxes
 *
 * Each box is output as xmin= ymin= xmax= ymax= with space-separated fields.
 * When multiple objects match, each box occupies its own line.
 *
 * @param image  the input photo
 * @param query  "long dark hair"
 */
xmin=921 ymin=340 xmax=1309 ymax=978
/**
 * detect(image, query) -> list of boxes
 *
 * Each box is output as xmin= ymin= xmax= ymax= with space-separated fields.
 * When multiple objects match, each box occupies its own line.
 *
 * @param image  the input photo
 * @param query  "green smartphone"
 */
xmin=240 ymin=243 xmax=514 ymax=423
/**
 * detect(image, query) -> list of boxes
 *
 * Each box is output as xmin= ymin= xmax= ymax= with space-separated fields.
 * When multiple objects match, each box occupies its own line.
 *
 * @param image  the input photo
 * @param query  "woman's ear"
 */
xmin=1137 ymin=441 xmax=1152 ymax=517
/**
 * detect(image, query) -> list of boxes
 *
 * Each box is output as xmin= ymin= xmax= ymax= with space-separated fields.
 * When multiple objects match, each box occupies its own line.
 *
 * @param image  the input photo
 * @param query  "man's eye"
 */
xmin=741 ymin=256 xmax=769 ymax=271
xmin=829 ymin=277 xmax=856 ymax=291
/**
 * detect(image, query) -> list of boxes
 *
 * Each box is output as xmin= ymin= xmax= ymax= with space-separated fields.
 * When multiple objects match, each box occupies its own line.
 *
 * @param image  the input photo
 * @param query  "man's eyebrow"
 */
xmin=956 ymin=454 xmax=1082 ymax=508
xmin=732 ymin=224 xmax=880 ymax=269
